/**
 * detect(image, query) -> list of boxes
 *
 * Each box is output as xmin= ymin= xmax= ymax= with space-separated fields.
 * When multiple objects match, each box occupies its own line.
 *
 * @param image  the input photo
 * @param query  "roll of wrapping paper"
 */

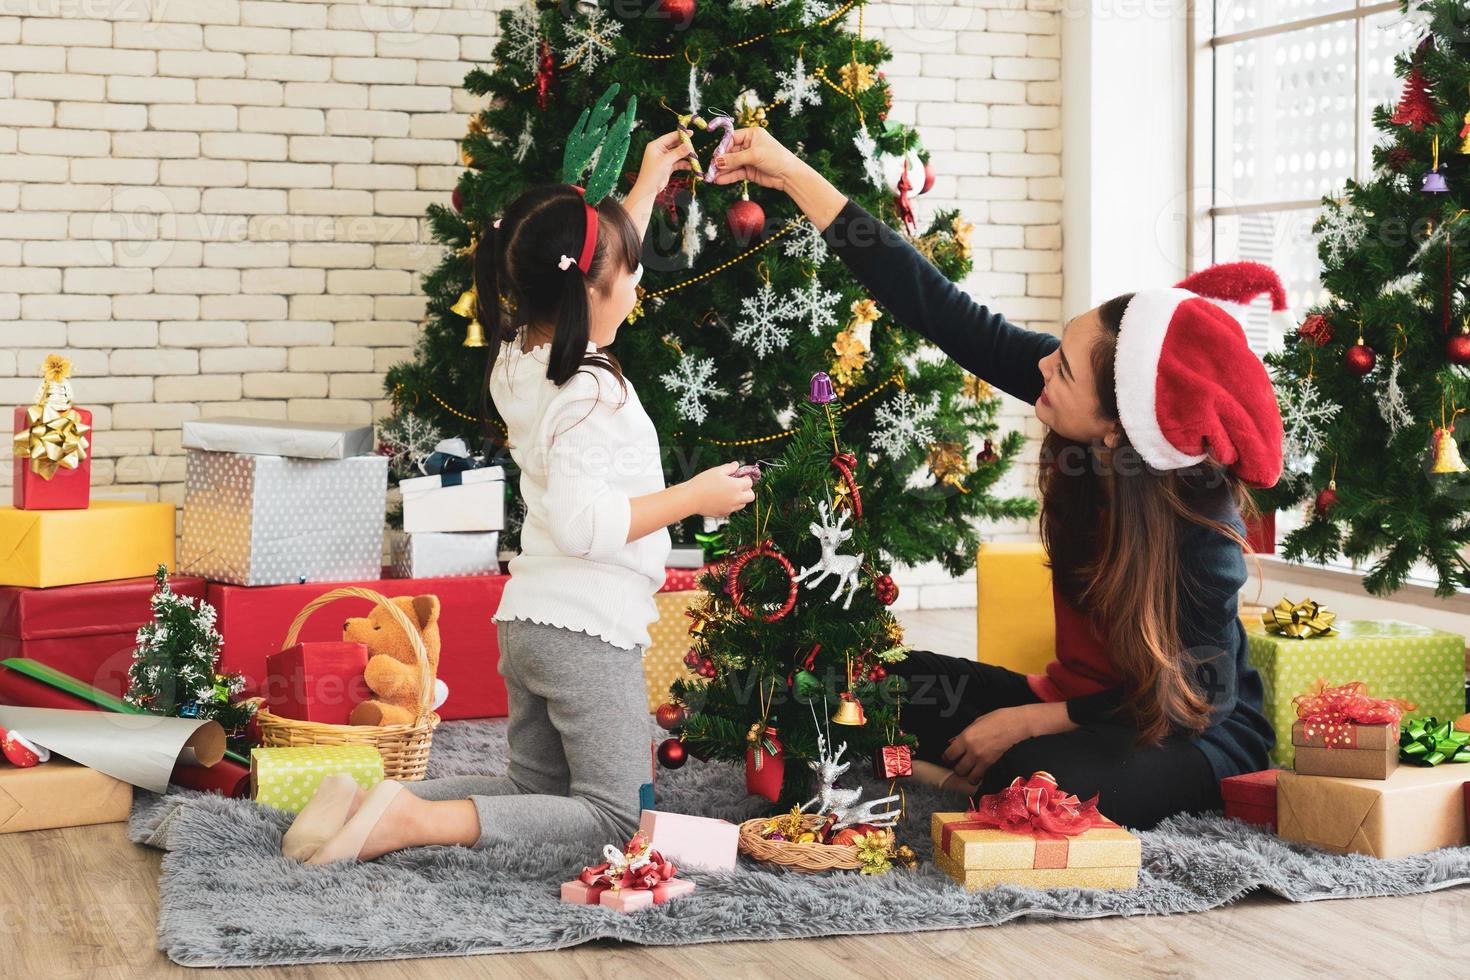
xmin=0 ymin=657 xmax=252 ymax=796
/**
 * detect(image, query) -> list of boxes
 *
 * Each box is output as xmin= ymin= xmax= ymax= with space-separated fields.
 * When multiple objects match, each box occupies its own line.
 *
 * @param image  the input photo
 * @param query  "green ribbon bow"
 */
xmin=1399 ymin=717 xmax=1470 ymax=766
xmin=694 ymin=529 xmax=728 ymax=560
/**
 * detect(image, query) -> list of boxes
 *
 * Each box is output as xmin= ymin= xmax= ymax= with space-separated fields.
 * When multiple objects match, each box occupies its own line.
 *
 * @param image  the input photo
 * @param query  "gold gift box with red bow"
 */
xmin=931 ymin=812 xmax=1141 ymax=890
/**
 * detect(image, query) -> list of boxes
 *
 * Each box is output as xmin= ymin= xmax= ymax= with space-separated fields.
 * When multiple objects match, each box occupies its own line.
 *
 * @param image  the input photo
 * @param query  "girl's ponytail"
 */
xmin=545 ymin=256 xmax=594 ymax=387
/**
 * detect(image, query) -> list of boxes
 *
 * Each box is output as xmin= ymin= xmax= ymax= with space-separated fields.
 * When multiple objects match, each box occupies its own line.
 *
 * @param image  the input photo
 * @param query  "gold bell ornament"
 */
xmin=451 ymin=289 xmax=486 ymax=348
xmin=1430 ymin=425 xmax=1468 ymax=474
xmin=832 ymin=691 xmax=867 ymax=726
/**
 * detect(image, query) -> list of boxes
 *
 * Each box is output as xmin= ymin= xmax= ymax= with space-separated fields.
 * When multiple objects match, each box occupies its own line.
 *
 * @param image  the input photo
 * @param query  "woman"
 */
xmin=711 ymin=130 xmax=1283 ymax=828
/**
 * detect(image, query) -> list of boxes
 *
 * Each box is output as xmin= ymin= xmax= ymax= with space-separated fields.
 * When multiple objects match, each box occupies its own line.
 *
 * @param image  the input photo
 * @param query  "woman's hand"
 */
xmin=708 ymin=127 xmax=801 ymax=192
xmin=940 ymin=702 xmax=1074 ymax=788
xmin=683 ymin=461 xmax=756 ymax=518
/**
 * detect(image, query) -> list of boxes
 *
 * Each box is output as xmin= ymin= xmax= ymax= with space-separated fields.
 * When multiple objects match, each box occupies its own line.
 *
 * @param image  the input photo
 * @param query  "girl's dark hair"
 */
xmin=1038 ymin=292 xmax=1258 ymax=746
xmin=474 ymin=184 xmax=642 ymax=432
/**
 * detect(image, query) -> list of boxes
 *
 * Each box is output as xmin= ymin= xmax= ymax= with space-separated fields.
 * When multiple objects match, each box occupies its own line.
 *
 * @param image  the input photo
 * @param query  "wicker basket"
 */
xmin=245 ymin=586 xmax=440 ymax=781
xmin=737 ymin=814 xmax=864 ymax=872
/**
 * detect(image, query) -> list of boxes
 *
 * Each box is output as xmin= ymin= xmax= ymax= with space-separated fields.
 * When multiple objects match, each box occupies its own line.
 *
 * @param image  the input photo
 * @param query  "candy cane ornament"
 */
xmin=702 ymin=115 xmax=735 ymax=182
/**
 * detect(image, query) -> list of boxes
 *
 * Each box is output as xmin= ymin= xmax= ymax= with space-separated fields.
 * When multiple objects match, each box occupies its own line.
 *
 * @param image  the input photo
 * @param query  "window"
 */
xmin=1189 ymin=2 xmax=1420 ymax=354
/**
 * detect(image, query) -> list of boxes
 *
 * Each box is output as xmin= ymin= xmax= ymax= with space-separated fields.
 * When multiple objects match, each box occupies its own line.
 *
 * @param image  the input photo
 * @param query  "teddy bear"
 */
xmin=346 ymin=594 xmax=446 ymax=727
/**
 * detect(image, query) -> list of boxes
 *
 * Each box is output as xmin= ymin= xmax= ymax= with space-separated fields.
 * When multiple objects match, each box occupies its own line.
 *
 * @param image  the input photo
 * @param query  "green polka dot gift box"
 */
xmin=1246 ymin=619 xmax=1466 ymax=770
xmin=249 ymin=745 xmax=383 ymax=814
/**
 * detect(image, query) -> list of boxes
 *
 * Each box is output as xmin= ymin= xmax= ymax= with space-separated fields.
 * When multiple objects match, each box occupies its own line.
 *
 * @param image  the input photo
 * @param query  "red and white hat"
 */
xmin=1113 ymin=261 xmax=1288 ymax=489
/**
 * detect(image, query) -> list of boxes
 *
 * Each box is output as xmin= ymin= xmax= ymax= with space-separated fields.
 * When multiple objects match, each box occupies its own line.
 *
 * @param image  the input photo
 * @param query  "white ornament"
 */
xmin=660 ymin=351 xmax=725 ymax=425
xmin=1377 ymin=356 xmax=1413 ymax=443
xmin=1381 ymin=271 xmax=1425 ymax=300
xmin=682 ymin=192 xmax=704 ymax=263
xmin=775 ymin=53 xmax=822 ymax=115
xmin=380 ymin=412 xmax=443 ymax=477
xmin=1317 ymin=202 xmax=1366 ymax=268
xmin=872 ymin=389 xmax=941 ymax=456
xmin=513 ymin=115 xmax=534 ymax=163
xmin=783 ymin=218 xmax=829 ymax=266
xmin=687 ymin=62 xmax=701 ymax=114
xmin=782 ymin=274 xmax=842 ymax=336
xmin=501 ymin=2 xmax=544 ymax=73
xmin=793 ymin=499 xmax=864 ymax=609
xmin=562 ymin=5 xmax=622 ymax=76
xmin=794 ymin=0 xmax=836 ymax=26
xmin=734 ymin=279 xmax=793 ymax=357
xmin=853 ymin=128 xmax=884 ymax=189
xmin=802 ymin=733 xmax=901 ymax=830
xmin=1277 ymin=375 xmax=1340 ymax=468
xmin=703 ymin=220 xmax=718 ymax=241
xmin=880 ymin=148 xmax=926 ymax=192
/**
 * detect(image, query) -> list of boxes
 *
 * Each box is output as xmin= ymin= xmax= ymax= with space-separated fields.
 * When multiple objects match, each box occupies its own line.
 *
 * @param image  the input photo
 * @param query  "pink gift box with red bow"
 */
xmin=559 ymin=830 xmax=697 ymax=913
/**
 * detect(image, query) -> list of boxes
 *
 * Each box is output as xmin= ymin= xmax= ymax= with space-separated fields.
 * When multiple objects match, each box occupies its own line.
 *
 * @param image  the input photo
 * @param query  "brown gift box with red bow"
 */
xmin=1292 ymin=720 xmax=1399 ymax=780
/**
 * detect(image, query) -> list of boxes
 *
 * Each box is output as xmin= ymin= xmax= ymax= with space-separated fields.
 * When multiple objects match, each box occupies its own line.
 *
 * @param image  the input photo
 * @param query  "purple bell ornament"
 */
xmin=808 ymin=371 xmax=836 ymax=404
xmin=1422 ymin=135 xmax=1451 ymax=194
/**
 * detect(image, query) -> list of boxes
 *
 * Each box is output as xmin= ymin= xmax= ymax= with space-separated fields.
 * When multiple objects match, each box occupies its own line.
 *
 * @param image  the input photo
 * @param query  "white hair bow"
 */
xmin=492 ymin=218 xmax=502 ymax=229
xmin=558 ymin=255 xmax=575 ymax=271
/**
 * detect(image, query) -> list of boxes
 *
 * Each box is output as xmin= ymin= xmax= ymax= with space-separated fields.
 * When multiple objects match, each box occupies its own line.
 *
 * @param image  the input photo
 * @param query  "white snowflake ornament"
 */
xmin=854 ymin=128 xmax=884 ymax=189
xmin=661 ymin=351 xmax=726 ymax=425
xmin=775 ymin=53 xmax=822 ymax=116
xmin=501 ymin=2 xmax=544 ymax=73
xmin=872 ymin=389 xmax=941 ymax=456
xmin=783 ymin=219 xmax=829 ymax=266
xmin=1277 ymin=375 xmax=1340 ymax=468
xmin=783 ymin=274 xmax=842 ymax=336
xmin=734 ymin=279 xmax=794 ymax=357
xmin=380 ymin=412 xmax=443 ymax=477
xmin=1377 ymin=356 xmax=1413 ymax=443
xmin=562 ymin=5 xmax=622 ymax=75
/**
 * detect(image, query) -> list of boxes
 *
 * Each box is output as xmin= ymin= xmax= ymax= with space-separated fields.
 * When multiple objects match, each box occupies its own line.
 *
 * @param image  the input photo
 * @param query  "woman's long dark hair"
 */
xmin=1039 ymin=293 xmax=1257 ymax=746
xmin=474 ymin=184 xmax=642 ymax=435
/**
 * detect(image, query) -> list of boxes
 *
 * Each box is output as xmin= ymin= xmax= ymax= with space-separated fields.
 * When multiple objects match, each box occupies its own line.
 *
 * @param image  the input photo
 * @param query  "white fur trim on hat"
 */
xmin=1113 ymin=287 xmax=1209 ymax=472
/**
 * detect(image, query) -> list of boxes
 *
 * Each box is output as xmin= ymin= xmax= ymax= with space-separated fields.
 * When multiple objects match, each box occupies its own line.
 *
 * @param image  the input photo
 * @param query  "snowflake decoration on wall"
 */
xmin=661 ymin=351 xmax=726 ymax=425
xmin=734 ymin=279 xmax=794 ymax=357
xmin=501 ymin=2 xmax=544 ymax=73
xmin=854 ymin=128 xmax=884 ymax=189
xmin=1277 ymin=375 xmax=1340 ymax=468
xmin=783 ymin=219 xmax=829 ymax=266
xmin=380 ymin=411 xmax=443 ymax=477
xmin=775 ymin=53 xmax=822 ymax=115
xmin=1377 ymin=356 xmax=1414 ymax=443
xmin=561 ymin=5 xmax=623 ymax=76
xmin=872 ymin=389 xmax=942 ymax=456
xmin=783 ymin=275 xmax=842 ymax=336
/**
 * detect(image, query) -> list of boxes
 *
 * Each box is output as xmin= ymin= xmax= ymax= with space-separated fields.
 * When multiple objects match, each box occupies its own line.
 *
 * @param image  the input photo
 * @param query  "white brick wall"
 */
xmin=0 ymin=0 xmax=1061 ymax=607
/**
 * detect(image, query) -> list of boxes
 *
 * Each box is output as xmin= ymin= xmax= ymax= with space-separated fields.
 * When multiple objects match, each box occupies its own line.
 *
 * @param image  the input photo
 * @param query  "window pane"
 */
xmin=1212 ymin=208 xmax=1325 ymax=353
xmin=1361 ymin=11 xmax=1424 ymax=173
xmin=1214 ymin=0 xmax=1353 ymax=37
xmin=1214 ymin=21 xmax=1356 ymax=207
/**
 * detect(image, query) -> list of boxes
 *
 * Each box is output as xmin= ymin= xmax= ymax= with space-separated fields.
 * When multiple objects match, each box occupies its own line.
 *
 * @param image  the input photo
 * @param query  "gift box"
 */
xmin=263 ymin=642 xmax=370 ymax=726
xmin=13 ymin=405 xmax=92 ymax=511
xmin=249 ymin=744 xmax=383 ymax=814
xmin=182 ymin=417 xmax=374 ymax=460
xmin=872 ymin=744 xmax=913 ymax=780
xmin=558 ymin=877 xmax=696 ymax=911
xmin=179 ymin=450 xmax=387 ymax=586
xmin=399 ymin=466 xmax=505 ymax=533
xmin=642 ymin=589 xmax=701 ymax=712
xmin=390 ymin=531 xmax=501 ymax=579
xmin=1293 ymin=720 xmax=1399 ymax=780
xmin=0 ymin=574 xmax=206 ymax=699
xmin=1277 ymin=765 xmax=1470 ymax=859
xmin=0 ymin=759 xmax=132 ymax=834
xmin=562 ymin=830 xmax=696 ymax=913
xmin=0 ymin=501 xmax=175 ymax=588
xmin=210 ymin=572 xmax=509 ymax=720
xmin=1220 ymin=769 xmax=1279 ymax=830
xmin=638 ymin=809 xmax=740 ymax=872
xmin=975 ymin=542 xmax=1055 ymax=675
xmin=1246 ymin=618 xmax=1465 ymax=769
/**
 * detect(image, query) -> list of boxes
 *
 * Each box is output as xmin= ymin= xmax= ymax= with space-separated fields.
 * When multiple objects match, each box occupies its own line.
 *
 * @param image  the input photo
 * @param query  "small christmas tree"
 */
xmin=665 ymin=374 xmax=915 ymax=806
xmin=126 ymin=565 xmax=254 ymax=746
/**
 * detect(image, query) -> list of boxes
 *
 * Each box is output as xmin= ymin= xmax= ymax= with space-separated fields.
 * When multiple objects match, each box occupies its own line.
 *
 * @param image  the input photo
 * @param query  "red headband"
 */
xmin=572 ymin=185 xmax=598 ymax=275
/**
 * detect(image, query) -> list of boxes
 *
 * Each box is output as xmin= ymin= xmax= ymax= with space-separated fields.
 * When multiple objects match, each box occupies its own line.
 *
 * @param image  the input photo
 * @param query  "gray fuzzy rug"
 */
xmin=131 ymin=719 xmax=1470 ymax=968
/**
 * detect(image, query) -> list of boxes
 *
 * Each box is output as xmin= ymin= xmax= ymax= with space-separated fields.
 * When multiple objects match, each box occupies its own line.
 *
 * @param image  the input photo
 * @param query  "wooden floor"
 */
xmin=5 ymin=609 xmax=1467 ymax=977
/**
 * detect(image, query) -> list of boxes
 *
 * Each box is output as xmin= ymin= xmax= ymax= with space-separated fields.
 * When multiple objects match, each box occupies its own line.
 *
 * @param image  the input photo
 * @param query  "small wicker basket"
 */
xmin=245 ymin=586 xmax=439 ymax=781
xmin=737 ymin=814 xmax=864 ymax=872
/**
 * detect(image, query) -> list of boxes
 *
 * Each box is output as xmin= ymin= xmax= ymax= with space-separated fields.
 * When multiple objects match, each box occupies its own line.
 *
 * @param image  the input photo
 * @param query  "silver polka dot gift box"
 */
xmin=180 ymin=445 xmax=388 ymax=587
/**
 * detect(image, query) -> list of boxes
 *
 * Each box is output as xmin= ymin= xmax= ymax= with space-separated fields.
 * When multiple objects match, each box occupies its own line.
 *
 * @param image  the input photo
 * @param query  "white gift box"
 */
xmin=180 ymin=450 xmax=387 ymax=586
xmin=182 ymin=417 xmax=375 ymax=459
xmin=399 ymin=466 xmax=505 ymax=533
xmin=390 ymin=531 xmax=501 ymax=579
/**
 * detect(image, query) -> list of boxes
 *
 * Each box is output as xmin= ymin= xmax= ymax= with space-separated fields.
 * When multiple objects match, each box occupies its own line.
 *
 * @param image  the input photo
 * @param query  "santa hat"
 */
xmin=1112 ymin=261 xmax=1287 ymax=488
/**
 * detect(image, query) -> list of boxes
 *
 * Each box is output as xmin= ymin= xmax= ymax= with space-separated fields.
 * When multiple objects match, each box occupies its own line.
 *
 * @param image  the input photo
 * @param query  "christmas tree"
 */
xmin=1261 ymin=0 xmax=1470 ymax=596
xmin=661 ymin=377 xmax=913 ymax=805
xmin=381 ymin=0 xmax=1035 ymax=569
xmin=126 ymin=565 xmax=254 ymax=747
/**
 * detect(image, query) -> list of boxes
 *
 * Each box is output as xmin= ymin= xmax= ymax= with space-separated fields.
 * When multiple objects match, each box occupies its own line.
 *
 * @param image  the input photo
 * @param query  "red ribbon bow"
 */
xmin=577 ymin=831 xmax=677 ymax=892
xmin=940 ymin=771 xmax=1109 ymax=855
xmin=1292 ymin=681 xmax=1415 ymax=748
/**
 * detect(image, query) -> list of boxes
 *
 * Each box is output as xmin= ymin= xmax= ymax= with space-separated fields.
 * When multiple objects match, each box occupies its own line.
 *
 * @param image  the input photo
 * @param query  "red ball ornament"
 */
xmin=726 ymin=196 xmax=765 ymax=246
xmin=655 ymin=702 xmax=687 ymax=730
xmin=1344 ymin=343 xmax=1376 ymax=376
xmin=1314 ymin=480 xmax=1338 ymax=516
xmin=874 ymin=574 xmax=899 ymax=606
xmin=657 ymin=737 xmax=688 ymax=769
xmin=1448 ymin=330 xmax=1470 ymax=366
xmin=451 ymin=186 xmax=463 ymax=213
xmin=658 ymin=0 xmax=696 ymax=28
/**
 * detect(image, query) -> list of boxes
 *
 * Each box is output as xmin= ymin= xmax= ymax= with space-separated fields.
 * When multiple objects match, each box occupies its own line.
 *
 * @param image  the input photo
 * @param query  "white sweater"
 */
xmin=489 ymin=339 xmax=671 ymax=650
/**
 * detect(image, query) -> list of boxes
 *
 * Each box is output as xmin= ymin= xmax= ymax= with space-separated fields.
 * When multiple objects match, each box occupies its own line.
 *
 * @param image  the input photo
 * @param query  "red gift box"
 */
xmin=264 ymin=642 xmax=371 ymax=726
xmin=13 ymin=405 xmax=93 ymax=511
xmin=0 ymin=575 xmax=208 ymax=699
xmin=872 ymin=744 xmax=913 ymax=780
xmin=1220 ymin=768 xmax=1279 ymax=831
xmin=210 ymin=572 xmax=510 ymax=721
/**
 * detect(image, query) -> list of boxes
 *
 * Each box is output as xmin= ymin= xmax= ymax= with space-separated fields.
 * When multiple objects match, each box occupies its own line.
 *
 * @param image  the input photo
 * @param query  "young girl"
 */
xmin=283 ymin=132 xmax=756 ymax=864
xmin=708 ymin=128 xmax=1280 ymax=828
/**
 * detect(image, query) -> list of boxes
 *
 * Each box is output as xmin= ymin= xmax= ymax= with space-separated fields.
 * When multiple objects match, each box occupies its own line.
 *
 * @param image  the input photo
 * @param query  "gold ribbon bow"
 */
xmin=1262 ymin=597 xmax=1338 ymax=639
xmin=13 ymin=403 xmax=89 ymax=480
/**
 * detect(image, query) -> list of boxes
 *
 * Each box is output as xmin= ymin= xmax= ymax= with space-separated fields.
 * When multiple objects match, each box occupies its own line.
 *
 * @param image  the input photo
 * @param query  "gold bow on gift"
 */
xmin=13 ymin=404 xmax=89 ymax=479
xmin=1262 ymin=597 xmax=1338 ymax=639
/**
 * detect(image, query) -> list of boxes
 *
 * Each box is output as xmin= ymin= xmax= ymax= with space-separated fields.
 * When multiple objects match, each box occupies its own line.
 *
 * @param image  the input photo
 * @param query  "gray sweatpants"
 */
xmin=407 ymin=619 xmax=650 ymax=848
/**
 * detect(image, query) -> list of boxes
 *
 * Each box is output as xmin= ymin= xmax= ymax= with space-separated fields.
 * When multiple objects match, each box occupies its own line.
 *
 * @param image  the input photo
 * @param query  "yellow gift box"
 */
xmin=975 ymin=543 xmax=1055 ymax=674
xmin=642 ymin=589 xmax=701 ymax=712
xmin=0 ymin=500 xmax=175 ymax=587
xmin=249 ymin=744 xmax=383 ymax=814
xmin=931 ymin=811 xmax=1141 ymax=890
